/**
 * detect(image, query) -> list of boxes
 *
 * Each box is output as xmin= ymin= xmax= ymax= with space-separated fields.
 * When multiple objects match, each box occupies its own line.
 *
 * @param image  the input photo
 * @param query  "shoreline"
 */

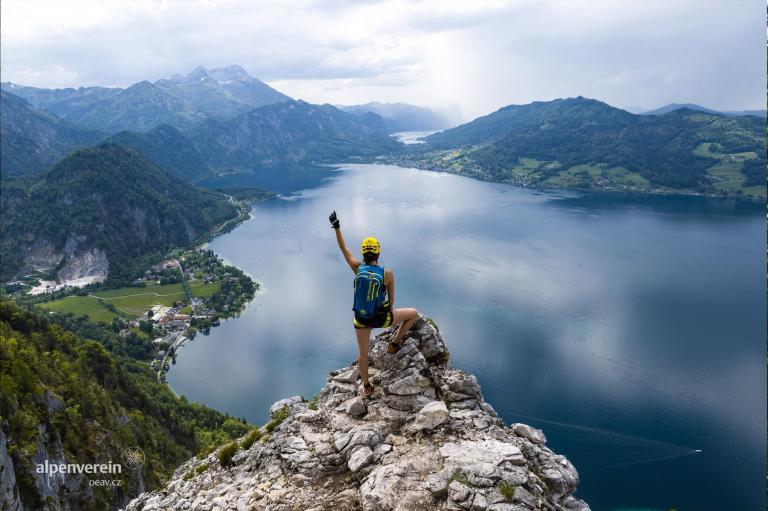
xmin=380 ymin=159 xmax=766 ymax=203
xmin=163 ymin=199 xmax=266 ymax=396
xmin=196 ymin=195 xmax=252 ymax=246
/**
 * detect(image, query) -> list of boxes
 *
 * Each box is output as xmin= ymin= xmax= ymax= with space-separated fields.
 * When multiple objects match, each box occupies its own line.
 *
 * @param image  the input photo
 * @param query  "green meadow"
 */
xmin=38 ymin=280 xmax=221 ymax=323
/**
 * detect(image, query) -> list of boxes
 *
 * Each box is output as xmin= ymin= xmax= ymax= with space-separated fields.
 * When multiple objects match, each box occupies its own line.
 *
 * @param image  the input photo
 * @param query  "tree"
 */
xmin=139 ymin=320 xmax=154 ymax=335
xmin=78 ymin=341 xmax=115 ymax=384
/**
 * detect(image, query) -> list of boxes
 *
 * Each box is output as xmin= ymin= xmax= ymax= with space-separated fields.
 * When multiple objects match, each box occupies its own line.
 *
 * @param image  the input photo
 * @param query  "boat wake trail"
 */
xmin=498 ymin=410 xmax=702 ymax=474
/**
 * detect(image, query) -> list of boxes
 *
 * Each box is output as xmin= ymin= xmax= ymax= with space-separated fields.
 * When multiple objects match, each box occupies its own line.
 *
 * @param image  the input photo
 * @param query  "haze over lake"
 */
xmin=169 ymin=164 xmax=765 ymax=511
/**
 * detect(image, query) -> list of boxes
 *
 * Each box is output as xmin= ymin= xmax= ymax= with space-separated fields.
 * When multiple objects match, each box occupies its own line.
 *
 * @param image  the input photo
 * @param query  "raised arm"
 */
xmin=329 ymin=211 xmax=360 ymax=273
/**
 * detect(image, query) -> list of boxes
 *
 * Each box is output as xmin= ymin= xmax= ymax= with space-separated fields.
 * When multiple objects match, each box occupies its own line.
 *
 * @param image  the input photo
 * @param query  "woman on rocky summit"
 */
xmin=329 ymin=210 xmax=419 ymax=398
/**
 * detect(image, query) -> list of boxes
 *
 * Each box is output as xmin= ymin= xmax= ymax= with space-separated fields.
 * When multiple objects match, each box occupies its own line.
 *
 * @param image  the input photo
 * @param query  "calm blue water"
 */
xmin=169 ymin=164 xmax=766 ymax=511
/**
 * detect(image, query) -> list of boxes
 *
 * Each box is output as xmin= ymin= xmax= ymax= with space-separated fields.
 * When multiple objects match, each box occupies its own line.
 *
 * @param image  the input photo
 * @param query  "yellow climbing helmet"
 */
xmin=360 ymin=237 xmax=380 ymax=255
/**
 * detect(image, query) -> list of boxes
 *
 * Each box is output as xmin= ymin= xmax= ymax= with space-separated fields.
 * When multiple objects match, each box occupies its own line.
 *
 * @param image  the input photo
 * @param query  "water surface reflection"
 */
xmin=169 ymin=164 xmax=765 ymax=511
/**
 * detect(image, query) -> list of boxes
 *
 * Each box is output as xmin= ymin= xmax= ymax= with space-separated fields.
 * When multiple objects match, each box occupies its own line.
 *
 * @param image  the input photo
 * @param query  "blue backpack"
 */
xmin=353 ymin=264 xmax=386 ymax=319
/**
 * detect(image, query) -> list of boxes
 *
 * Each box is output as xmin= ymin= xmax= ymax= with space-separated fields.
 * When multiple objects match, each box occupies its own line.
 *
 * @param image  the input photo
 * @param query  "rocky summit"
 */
xmin=123 ymin=316 xmax=590 ymax=511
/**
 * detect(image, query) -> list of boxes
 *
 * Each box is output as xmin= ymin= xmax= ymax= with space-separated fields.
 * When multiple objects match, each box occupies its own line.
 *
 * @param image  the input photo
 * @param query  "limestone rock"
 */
xmin=0 ymin=428 xmax=22 ymax=511
xmin=338 ymin=396 xmax=367 ymax=417
xmin=332 ymin=367 xmax=360 ymax=384
xmin=412 ymin=400 xmax=450 ymax=431
xmin=269 ymin=395 xmax=306 ymax=418
xmin=512 ymin=423 xmax=547 ymax=445
xmin=348 ymin=446 xmax=374 ymax=472
xmin=122 ymin=315 xmax=589 ymax=511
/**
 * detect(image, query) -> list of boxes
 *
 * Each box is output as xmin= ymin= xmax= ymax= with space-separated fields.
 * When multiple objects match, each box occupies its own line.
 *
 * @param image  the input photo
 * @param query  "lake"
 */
xmin=169 ymin=164 xmax=766 ymax=511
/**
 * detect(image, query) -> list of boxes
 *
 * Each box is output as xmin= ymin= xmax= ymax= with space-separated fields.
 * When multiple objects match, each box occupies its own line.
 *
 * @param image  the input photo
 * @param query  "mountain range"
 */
xmin=98 ymin=100 xmax=401 ymax=178
xmin=0 ymin=83 xmax=404 ymax=285
xmin=0 ymin=90 xmax=404 ymax=181
xmin=189 ymin=99 xmax=400 ymax=169
xmin=154 ymin=65 xmax=291 ymax=118
xmin=1 ymin=66 xmax=763 ymax=201
xmin=62 ymin=80 xmax=208 ymax=133
xmin=1 ymin=65 xmax=290 ymax=133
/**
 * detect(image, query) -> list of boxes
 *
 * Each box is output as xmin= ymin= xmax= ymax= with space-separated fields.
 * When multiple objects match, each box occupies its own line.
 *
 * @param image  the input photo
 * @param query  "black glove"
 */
xmin=329 ymin=210 xmax=340 ymax=229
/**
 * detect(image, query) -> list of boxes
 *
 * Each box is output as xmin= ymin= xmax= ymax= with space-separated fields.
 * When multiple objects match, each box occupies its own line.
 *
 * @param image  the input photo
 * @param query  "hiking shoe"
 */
xmin=362 ymin=382 xmax=375 ymax=398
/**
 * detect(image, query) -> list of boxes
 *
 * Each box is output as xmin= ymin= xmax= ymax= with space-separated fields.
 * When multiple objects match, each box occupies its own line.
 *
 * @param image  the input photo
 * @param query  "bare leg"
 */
xmin=355 ymin=327 xmax=372 ymax=386
xmin=391 ymin=308 xmax=419 ymax=344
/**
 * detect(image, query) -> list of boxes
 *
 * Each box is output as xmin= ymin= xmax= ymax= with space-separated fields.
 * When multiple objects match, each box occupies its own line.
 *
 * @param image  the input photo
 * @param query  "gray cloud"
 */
xmin=1 ymin=0 xmax=763 ymax=120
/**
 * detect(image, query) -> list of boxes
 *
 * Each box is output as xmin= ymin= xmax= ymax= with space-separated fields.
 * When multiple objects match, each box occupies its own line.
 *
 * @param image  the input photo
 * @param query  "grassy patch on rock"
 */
xmin=498 ymin=481 xmax=516 ymax=500
xmin=240 ymin=428 xmax=262 ymax=449
xmin=217 ymin=442 xmax=239 ymax=467
xmin=265 ymin=405 xmax=290 ymax=432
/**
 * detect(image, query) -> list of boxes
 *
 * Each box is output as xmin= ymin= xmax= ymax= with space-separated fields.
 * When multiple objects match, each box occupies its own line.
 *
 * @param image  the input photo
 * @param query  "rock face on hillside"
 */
xmin=0 ymin=143 xmax=237 ymax=283
xmin=123 ymin=316 xmax=590 ymax=511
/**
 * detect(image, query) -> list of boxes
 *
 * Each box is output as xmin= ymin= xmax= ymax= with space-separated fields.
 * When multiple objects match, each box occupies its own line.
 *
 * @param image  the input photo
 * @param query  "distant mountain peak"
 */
xmin=557 ymin=96 xmax=604 ymax=106
xmin=208 ymin=64 xmax=254 ymax=83
xmin=179 ymin=65 xmax=256 ymax=84
xmin=640 ymin=103 xmax=722 ymax=116
xmin=185 ymin=66 xmax=211 ymax=82
xmin=126 ymin=80 xmax=158 ymax=92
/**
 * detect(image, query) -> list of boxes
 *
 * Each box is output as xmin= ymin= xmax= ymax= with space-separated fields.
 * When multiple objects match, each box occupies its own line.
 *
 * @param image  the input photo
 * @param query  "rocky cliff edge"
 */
xmin=124 ymin=316 xmax=590 ymax=511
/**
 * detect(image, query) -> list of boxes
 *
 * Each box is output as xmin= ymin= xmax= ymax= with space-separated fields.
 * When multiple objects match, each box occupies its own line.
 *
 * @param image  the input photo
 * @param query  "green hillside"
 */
xmin=107 ymin=124 xmax=211 ymax=182
xmin=188 ymin=99 xmax=402 ymax=168
xmin=419 ymin=97 xmax=765 ymax=198
xmin=0 ymin=90 xmax=104 ymax=176
xmin=0 ymin=299 xmax=249 ymax=510
xmin=64 ymin=81 xmax=207 ymax=133
xmin=0 ymin=144 xmax=237 ymax=285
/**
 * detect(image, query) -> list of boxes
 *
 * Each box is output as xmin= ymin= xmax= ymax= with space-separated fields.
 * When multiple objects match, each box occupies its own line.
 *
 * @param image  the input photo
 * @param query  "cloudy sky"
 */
xmin=1 ymin=0 xmax=764 ymax=120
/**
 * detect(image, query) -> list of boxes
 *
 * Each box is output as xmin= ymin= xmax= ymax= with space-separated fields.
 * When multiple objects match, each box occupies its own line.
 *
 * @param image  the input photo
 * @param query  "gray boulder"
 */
xmin=348 ymin=446 xmax=374 ymax=472
xmin=412 ymin=400 xmax=450 ymax=431
xmin=339 ymin=396 xmax=368 ymax=417
xmin=269 ymin=395 xmax=306 ymax=418
xmin=512 ymin=423 xmax=547 ymax=445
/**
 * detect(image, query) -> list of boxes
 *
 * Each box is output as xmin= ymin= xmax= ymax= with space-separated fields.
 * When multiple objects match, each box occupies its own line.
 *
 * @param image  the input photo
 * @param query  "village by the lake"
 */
xmin=6 ymin=248 xmax=257 ymax=384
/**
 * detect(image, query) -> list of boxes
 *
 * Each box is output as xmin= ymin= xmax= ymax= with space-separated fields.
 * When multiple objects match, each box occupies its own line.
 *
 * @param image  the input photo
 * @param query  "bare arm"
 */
xmin=335 ymin=227 xmax=361 ymax=273
xmin=385 ymin=268 xmax=395 ymax=310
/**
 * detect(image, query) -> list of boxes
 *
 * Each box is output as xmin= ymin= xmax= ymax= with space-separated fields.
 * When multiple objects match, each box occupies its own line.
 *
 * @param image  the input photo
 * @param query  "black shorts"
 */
xmin=353 ymin=306 xmax=393 ymax=329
